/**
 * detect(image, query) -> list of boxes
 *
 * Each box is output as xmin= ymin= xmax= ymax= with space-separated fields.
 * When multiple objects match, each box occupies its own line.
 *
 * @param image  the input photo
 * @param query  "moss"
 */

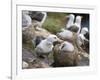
xmin=22 ymin=41 xmax=35 ymax=52
xmin=43 ymin=12 xmax=67 ymax=34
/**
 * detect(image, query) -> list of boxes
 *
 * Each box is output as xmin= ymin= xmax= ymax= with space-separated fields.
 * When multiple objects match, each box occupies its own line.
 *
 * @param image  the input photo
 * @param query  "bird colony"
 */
xmin=22 ymin=11 xmax=89 ymax=69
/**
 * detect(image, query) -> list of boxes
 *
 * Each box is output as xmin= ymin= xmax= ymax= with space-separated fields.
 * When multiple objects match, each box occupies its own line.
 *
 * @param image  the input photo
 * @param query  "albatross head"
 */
xmin=67 ymin=14 xmax=75 ymax=20
xmin=66 ymin=14 xmax=75 ymax=29
xmin=75 ymin=16 xmax=82 ymax=25
xmin=46 ymin=35 xmax=62 ymax=43
xmin=59 ymin=41 xmax=74 ymax=52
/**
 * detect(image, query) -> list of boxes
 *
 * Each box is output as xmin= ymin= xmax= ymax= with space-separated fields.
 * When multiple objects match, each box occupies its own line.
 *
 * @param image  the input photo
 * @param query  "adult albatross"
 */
xmin=68 ymin=16 xmax=82 ymax=34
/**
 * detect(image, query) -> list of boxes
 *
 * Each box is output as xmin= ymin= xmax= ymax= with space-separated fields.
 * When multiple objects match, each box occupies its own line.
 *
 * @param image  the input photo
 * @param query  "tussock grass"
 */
xmin=43 ymin=12 xmax=67 ymax=34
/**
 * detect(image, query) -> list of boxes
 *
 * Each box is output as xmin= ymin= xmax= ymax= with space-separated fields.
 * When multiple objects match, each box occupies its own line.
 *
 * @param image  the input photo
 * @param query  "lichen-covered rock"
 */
xmin=22 ymin=48 xmax=37 ymax=63
xmin=34 ymin=27 xmax=51 ymax=38
xmin=22 ymin=26 xmax=36 ymax=44
xmin=28 ymin=59 xmax=51 ymax=68
xmin=22 ymin=61 xmax=29 ymax=69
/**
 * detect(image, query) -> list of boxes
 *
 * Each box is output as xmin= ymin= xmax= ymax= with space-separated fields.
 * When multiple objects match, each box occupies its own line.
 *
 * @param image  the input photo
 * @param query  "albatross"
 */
xmin=35 ymin=34 xmax=62 ymax=58
xmin=77 ymin=27 xmax=89 ymax=47
xmin=66 ymin=14 xmax=75 ymax=29
xmin=59 ymin=41 xmax=74 ymax=52
xmin=57 ymin=29 xmax=73 ymax=41
xmin=68 ymin=16 xmax=82 ymax=34
xmin=53 ymin=41 xmax=80 ymax=66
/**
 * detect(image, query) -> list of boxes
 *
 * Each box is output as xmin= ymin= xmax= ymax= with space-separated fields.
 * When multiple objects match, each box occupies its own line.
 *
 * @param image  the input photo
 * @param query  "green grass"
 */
xmin=43 ymin=12 xmax=68 ymax=34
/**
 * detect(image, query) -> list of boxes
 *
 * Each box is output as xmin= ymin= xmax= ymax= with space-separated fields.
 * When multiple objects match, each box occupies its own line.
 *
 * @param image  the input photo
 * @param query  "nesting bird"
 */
xmin=53 ymin=41 xmax=80 ymax=67
xmin=59 ymin=41 xmax=74 ymax=52
xmin=35 ymin=34 xmax=62 ymax=58
xmin=57 ymin=29 xmax=76 ymax=42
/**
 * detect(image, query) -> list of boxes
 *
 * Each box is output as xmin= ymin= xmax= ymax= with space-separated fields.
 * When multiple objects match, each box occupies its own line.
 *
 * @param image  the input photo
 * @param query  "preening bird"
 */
xmin=66 ymin=14 xmax=75 ymax=29
xmin=22 ymin=11 xmax=32 ymax=29
xmin=35 ymin=34 xmax=62 ymax=58
xmin=68 ymin=16 xmax=82 ymax=34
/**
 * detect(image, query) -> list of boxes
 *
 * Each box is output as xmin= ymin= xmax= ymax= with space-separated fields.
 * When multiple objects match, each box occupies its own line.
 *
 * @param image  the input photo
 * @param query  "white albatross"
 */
xmin=77 ymin=27 xmax=89 ymax=46
xmin=35 ymin=34 xmax=62 ymax=57
xmin=57 ymin=29 xmax=73 ymax=41
xmin=66 ymin=14 xmax=75 ymax=29
xmin=68 ymin=16 xmax=82 ymax=34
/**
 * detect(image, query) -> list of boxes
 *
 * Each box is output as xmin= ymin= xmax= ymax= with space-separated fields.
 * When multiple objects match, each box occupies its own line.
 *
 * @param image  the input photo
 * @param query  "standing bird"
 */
xmin=68 ymin=16 xmax=82 ymax=34
xmin=66 ymin=14 xmax=75 ymax=29
xmin=35 ymin=34 xmax=62 ymax=58
xmin=22 ymin=11 xmax=32 ymax=30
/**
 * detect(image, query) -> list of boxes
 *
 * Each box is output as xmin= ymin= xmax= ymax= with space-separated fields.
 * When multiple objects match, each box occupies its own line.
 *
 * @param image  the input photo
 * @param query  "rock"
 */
xmin=22 ymin=12 xmax=32 ymax=28
xmin=22 ymin=48 xmax=52 ymax=68
xmin=77 ymin=52 xmax=89 ymax=66
xmin=22 ymin=61 xmax=29 ymax=69
xmin=22 ymin=26 xmax=36 ymax=44
xmin=28 ymin=59 xmax=50 ymax=68
xmin=35 ymin=28 xmax=51 ymax=38
xmin=29 ymin=11 xmax=47 ymax=25
xmin=29 ymin=11 xmax=44 ymax=21
xmin=22 ymin=48 xmax=37 ymax=63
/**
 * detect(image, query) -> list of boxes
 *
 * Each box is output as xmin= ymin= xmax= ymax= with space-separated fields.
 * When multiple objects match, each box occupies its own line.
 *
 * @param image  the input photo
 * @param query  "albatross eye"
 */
xmin=54 ymin=37 xmax=57 ymax=39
